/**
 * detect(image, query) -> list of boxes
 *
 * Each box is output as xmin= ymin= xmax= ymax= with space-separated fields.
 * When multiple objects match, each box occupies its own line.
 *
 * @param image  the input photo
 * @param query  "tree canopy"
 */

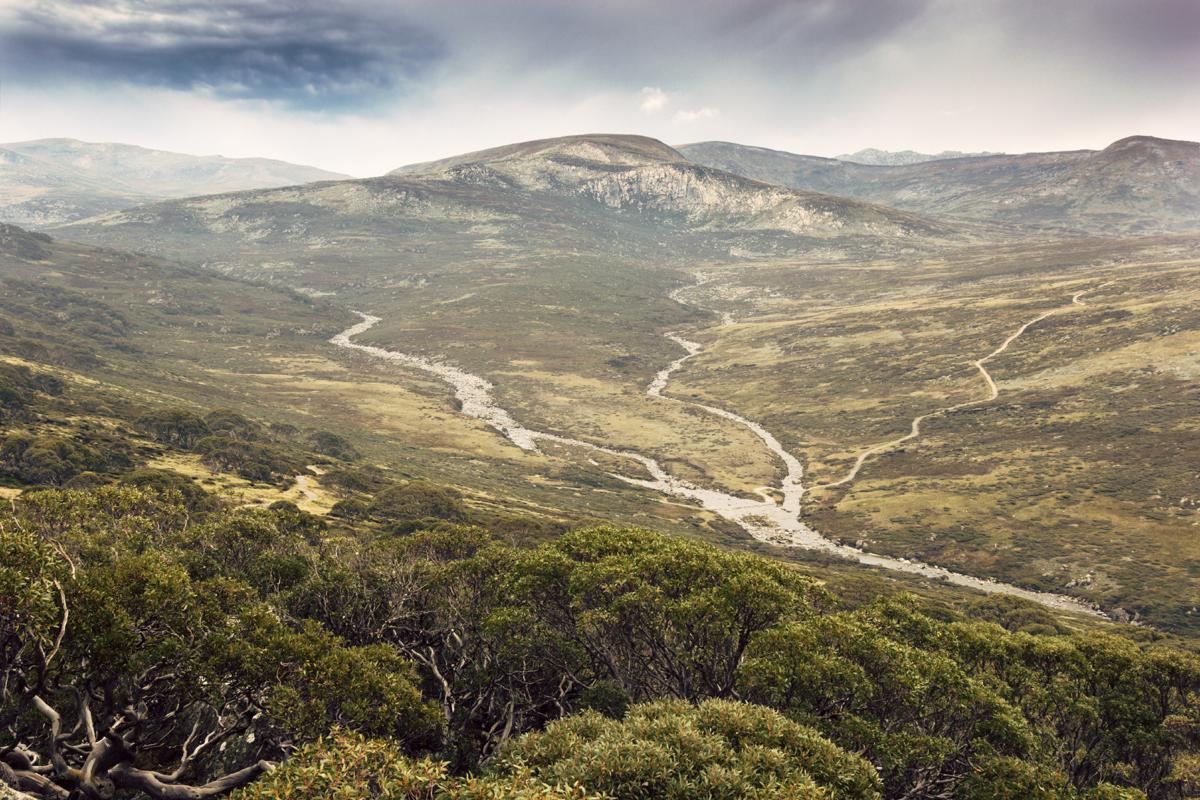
xmin=2 ymin=484 xmax=1197 ymax=800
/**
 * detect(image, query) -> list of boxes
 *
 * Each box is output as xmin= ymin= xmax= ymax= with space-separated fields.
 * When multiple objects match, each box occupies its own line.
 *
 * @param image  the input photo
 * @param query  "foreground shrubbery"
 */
xmin=3 ymin=486 xmax=1198 ymax=800
xmin=234 ymin=729 xmax=593 ymax=800
xmin=237 ymin=701 xmax=880 ymax=800
xmin=492 ymin=699 xmax=881 ymax=800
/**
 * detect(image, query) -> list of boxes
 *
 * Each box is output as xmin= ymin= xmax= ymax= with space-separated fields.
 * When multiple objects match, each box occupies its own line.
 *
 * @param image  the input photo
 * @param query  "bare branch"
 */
xmin=79 ymin=694 xmax=97 ymax=747
xmin=1 ymin=765 xmax=63 ymax=800
xmin=30 ymin=697 xmax=71 ymax=784
xmin=110 ymin=760 xmax=274 ymax=800
xmin=41 ymin=581 xmax=68 ymax=675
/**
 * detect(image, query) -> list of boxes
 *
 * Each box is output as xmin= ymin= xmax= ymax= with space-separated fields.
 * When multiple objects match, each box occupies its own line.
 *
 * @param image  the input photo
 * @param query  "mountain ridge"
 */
xmin=0 ymin=138 xmax=351 ymax=227
xmin=679 ymin=135 xmax=1200 ymax=234
xmin=835 ymin=147 xmax=1004 ymax=165
xmin=54 ymin=133 xmax=958 ymax=278
xmin=390 ymin=133 xmax=687 ymax=175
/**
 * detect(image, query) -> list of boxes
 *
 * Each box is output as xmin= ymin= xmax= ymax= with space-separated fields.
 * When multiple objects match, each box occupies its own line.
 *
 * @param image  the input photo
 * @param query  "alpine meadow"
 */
xmin=1 ymin=2 xmax=1199 ymax=799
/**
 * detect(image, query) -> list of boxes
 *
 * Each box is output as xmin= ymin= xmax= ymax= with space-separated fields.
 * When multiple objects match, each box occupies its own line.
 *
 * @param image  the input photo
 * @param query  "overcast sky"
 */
xmin=1 ymin=0 xmax=1197 ymax=176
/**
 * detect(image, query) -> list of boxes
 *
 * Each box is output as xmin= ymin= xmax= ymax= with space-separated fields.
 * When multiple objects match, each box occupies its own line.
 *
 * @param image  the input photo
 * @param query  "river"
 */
xmin=331 ymin=311 xmax=1105 ymax=619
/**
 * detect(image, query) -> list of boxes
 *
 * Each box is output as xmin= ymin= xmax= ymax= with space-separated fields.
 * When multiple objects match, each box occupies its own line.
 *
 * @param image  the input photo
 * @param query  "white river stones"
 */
xmin=332 ymin=311 xmax=1105 ymax=619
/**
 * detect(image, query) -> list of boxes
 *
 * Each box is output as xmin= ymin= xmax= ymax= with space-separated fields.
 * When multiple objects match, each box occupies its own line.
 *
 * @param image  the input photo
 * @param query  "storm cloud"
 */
xmin=0 ymin=0 xmax=1196 ymax=175
xmin=0 ymin=0 xmax=443 ymax=108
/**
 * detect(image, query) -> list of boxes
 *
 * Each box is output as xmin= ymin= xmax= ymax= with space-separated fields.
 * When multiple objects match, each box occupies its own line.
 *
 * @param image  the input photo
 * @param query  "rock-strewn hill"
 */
xmin=0 ymin=138 xmax=350 ymax=226
xmin=389 ymin=134 xmax=948 ymax=240
xmin=680 ymin=135 xmax=1200 ymax=234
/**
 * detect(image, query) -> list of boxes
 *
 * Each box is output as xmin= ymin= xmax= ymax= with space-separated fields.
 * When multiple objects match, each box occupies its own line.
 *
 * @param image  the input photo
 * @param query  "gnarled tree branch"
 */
xmin=108 ymin=760 xmax=274 ymax=800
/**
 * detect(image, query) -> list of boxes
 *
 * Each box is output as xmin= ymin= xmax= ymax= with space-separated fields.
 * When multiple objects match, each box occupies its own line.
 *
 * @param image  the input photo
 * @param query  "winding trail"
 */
xmin=813 ymin=283 xmax=1111 ymax=492
xmin=293 ymin=474 xmax=319 ymax=503
xmin=331 ymin=308 xmax=1105 ymax=618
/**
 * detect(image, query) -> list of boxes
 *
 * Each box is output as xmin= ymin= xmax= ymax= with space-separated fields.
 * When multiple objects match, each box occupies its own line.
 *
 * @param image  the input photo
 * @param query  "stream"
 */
xmin=331 ymin=311 xmax=1105 ymax=618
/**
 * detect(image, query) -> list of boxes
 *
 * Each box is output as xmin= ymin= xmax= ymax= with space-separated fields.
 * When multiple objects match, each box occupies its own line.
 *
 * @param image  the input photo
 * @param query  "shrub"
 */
xmin=323 ymin=466 xmax=388 ymax=494
xmin=232 ymin=729 xmax=592 ymax=800
xmin=135 ymin=408 xmax=211 ymax=448
xmin=0 ymin=431 xmax=119 ymax=485
xmin=195 ymin=436 xmax=302 ymax=482
xmin=308 ymin=430 xmax=359 ymax=460
xmin=121 ymin=467 xmax=217 ymax=512
xmin=204 ymin=409 xmax=264 ymax=440
xmin=491 ymin=699 xmax=881 ymax=800
xmin=370 ymin=481 xmax=467 ymax=524
xmin=330 ymin=497 xmax=370 ymax=520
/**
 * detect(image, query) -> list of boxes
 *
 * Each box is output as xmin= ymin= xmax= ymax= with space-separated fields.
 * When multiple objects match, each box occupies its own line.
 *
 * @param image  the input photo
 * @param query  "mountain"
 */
xmin=0 ymin=138 xmax=350 ymax=227
xmin=390 ymin=133 xmax=686 ymax=175
xmin=679 ymin=135 xmax=1200 ymax=234
xmin=836 ymin=148 xmax=1003 ymax=165
xmin=385 ymin=133 xmax=951 ymax=241
xmin=53 ymin=134 xmax=957 ymax=283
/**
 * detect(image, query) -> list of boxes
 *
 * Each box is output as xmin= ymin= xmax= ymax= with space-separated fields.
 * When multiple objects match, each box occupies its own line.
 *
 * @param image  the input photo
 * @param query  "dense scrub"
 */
xmin=2 ymin=483 xmax=1198 ymax=800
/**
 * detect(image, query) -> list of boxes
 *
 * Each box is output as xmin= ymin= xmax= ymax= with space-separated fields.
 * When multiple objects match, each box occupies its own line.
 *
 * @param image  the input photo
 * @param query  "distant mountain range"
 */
xmin=678 ymin=135 xmax=1200 ymax=234
xmin=14 ymin=131 xmax=1198 ymax=261
xmin=52 ymin=134 xmax=955 ymax=286
xmin=835 ymin=148 xmax=1003 ymax=165
xmin=0 ymin=138 xmax=349 ymax=226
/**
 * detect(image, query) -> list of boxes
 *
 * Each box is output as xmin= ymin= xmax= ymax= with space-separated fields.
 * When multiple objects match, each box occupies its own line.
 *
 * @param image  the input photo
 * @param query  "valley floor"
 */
xmin=315 ymin=235 xmax=1199 ymax=630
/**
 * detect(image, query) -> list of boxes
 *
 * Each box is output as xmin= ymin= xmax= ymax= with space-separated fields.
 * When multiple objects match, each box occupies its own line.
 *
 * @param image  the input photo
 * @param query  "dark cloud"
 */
xmin=708 ymin=0 xmax=929 ymax=63
xmin=0 ymin=0 xmax=443 ymax=109
xmin=998 ymin=0 xmax=1200 ymax=70
xmin=0 ymin=0 xmax=1197 ymax=127
xmin=401 ymin=0 xmax=932 ymax=86
xmin=0 ymin=0 xmax=933 ymax=108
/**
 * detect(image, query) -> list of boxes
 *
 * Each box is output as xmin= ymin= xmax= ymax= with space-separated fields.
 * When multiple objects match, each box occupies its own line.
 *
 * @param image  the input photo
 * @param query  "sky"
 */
xmin=0 ymin=0 xmax=1197 ymax=177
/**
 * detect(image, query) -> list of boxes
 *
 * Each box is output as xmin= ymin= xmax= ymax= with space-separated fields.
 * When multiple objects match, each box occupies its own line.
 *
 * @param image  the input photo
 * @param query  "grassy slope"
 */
xmin=668 ymin=236 xmax=1200 ymax=631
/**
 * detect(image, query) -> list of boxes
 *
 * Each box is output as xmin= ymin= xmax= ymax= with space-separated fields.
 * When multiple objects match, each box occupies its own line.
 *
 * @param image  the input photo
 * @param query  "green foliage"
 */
xmin=0 ymin=362 xmax=63 ymax=420
xmin=232 ymin=729 xmax=593 ymax=800
xmin=331 ymin=496 xmax=371 ymax=519
xmin=0 ymin=278 xmax=129 ymax=342
xmin=10 ymin=484 xmax=190 ymax=560
xmin=517 ymin=526 xmax=822 ymax=700
xmin=323 ymin=465 xmax=389 ymax=494
xmin=234 ymin=616 xmax=442 ymax=748
xmin=739 ymin=602 xmax=1034 ymax=797
xmin=0 ymin=522 xmax=66 ymax=730
xmin=0 ymin=485 xmax=440 ymax=800
xmin=966 ymin=594 xmax=1069 ymax=635
xmin=204 ymin=409 xmax=265 ymax=440
xmin=493 ymin=699 xmax=881 ymax=800
xmin=308 ymin=429 xmax=359 ymax=460
xmin=371 ymin=481 xmax=468 ymax=527
xmin=1 ymin=488 xmax=1197 ymax=800
xmin=0 ymin=429 xmax=131 ymax=485
xmin=120 ymin=466 xmax=218 ymax=511
xmin=195 ymin=434 xmax=303 ymax=482
xmin=135 ymin=407 xmax=211 ymax=448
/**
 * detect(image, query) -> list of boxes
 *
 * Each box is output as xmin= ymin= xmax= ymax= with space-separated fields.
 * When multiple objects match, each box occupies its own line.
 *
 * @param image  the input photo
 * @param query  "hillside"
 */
xmin=0 ymin=138 xmax=350 ymax=226
xmin=679 ymin=135 xmax=1200 ymax=234
xmin=55 ymin=134 xmax=954 ymax=274
xmin=386 ymin=134 xmax=947 ymax=242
